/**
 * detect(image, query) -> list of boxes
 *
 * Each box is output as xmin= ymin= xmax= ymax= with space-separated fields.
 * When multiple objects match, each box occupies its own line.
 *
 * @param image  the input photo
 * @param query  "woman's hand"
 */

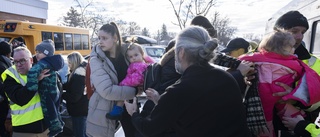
xmin=124 ymin=97 xmax=138 ymax=116
xmin=38 ymin=69 xmax=50 ymax=81
xmin=273 ymin=82 xmax=293 ymax=97
xmin=145 ymin=88 xmax=160 ymax=105
xmin=237 ymin=60 xmax=254 ymax=76
xmin=282 ymin=115 xmax=304 ymax=130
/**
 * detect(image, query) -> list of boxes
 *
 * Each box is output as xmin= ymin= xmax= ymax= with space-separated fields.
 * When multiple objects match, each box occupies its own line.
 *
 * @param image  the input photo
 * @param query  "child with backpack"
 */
xmin=105 ymin=42 xmax=154 ymax=120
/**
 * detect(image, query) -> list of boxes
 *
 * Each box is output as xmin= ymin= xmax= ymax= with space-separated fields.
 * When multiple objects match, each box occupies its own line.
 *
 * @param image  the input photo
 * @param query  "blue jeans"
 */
xmin=72 ymin=116 xmax=87 ymax=137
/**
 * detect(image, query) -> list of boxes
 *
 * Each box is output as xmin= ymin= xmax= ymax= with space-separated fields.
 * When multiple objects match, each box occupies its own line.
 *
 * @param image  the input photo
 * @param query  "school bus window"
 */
xmin=74 ymin=34 xmax=81 ymax=50
xmin=82 ymin=34 xmax=89 ymax=50
xmin=42 ymin=31 xmax=52 ymax=41
xmin=64 ymin=33 xmax=73 ymax=50
xmin=54 ymin=33 xmax=64 ymax=50
xmin=313 ymin=21 xmax=320 ymax=55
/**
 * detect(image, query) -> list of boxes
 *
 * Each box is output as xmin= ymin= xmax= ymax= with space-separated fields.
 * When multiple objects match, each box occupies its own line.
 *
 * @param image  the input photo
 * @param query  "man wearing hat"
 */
xmin=0 ymin=41 xmax=13 ymax=137
xmin=25 ymin=39 xmax=65 ymax=137
xmin=272 ymin=10 xmax=320 ymax=137
xmin=221 ymin=38 xmax=250 ymax=58
xmin=11 ymin=37 xmax=26 ymax=57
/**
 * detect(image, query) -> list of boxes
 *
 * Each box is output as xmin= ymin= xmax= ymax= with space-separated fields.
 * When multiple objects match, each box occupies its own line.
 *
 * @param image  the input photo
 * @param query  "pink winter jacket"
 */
xmin=239 ymin=51 xmax=320 ymax=106
xmin=119 ymin=56 xmax=154 ymax=87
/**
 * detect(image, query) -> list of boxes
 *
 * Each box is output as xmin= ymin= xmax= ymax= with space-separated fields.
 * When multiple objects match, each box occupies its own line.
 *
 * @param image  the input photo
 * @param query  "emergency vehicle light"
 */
xmin=4 ymin=23 xmax=17 ymax=32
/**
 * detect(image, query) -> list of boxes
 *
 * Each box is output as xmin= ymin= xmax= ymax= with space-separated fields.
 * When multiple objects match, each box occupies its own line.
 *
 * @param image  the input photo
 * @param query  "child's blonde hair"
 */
xmin=258 ymin=31 xmax=295 ymax=56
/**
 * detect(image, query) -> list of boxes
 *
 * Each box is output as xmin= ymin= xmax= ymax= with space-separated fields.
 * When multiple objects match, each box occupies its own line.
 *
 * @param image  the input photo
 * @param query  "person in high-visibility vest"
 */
xmin=1 ymin=47 xmax=49 ymax=137
xmin=272 ymin=10 xmax=320 ymax=137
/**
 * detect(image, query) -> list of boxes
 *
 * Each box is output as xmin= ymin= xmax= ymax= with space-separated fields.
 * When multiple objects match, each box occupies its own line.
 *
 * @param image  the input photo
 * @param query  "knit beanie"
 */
xmin=36 ymin=39 xmax=55 ymax=56
xmin=0 ymin=41 xmax=12 ymax=56
xmin=274 ymin=10 xmax=309 ymax=30
xmin=190 ymin=15 xmax=216 ymax=37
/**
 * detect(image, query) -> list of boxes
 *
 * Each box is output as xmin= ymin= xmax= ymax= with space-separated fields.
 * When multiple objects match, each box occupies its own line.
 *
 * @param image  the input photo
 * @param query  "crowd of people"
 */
xmin=0 ymin=10 xmax=320 ymax=137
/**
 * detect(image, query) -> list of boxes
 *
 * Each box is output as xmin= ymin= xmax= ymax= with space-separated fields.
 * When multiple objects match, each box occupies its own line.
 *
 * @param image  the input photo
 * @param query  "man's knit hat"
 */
xmin=0 ymin=41 xmax=12 ymax=56
xmin=36 ymin=39 xmax=55 ymax=56
xmin=190 ymin=15 xmax=217 ymax=37
xmin=274 ymin=10 xmax=309 ymax=30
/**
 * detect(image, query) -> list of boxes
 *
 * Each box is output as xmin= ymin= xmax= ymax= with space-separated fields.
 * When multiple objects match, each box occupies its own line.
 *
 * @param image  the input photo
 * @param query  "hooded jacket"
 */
xmin=26 ymin=54 xmax=65 ymax=136
xmin=119 ymin=56 xmax=154 ymax=87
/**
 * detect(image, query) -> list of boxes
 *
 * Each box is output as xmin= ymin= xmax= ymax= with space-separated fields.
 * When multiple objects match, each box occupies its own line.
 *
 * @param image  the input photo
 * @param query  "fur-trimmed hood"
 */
xmin=73 ymin=62 xmax=87 ymax=77
xmin=160 ymin=48 xmax=175 ymax=66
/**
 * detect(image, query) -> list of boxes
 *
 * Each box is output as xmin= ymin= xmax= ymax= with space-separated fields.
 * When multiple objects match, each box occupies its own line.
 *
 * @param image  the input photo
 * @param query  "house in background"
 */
xmin=0 ymin=0 xmax=48 ymax=23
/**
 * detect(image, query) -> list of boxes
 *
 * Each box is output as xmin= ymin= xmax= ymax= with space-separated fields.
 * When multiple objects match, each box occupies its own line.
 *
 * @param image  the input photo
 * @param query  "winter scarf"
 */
xmin=243 ymin=66 xmax=268 ymax=136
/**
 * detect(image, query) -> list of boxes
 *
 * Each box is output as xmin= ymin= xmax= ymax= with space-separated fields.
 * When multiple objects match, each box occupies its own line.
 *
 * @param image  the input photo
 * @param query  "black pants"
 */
xmin=120 ymin=100 xmax=143 ymax=137
xmin=0 ymin=99 xmax=9 ymax=137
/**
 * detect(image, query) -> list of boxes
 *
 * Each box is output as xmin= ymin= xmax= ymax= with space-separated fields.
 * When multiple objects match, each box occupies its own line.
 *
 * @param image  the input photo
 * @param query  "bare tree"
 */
xmin=72 ymin=0 xmax=107 ymax=43
xmin=116 ymin=20 xmax=128 ymax=36
xmin=210 ymin=12 xmax=237 ymax=45
xmin=243 ymin=33 xmax=263 ymax=43
xmin=168 ymin=0 xmax=216 ymax=29
xmin=126 ymin=22 xmax=141 ymax=35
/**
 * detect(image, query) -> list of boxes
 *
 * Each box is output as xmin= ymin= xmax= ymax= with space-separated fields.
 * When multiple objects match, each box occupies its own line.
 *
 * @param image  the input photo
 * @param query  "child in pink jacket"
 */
xmin=106 ymin=43 xmax=154 ymax=120
xmin=239 ymin=31 xmax=320 ymax=137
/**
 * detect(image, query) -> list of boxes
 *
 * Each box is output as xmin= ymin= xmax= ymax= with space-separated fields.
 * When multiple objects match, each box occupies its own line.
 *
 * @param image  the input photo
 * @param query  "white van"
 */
xmin=265 ymin=0 xmax=320 ymax=57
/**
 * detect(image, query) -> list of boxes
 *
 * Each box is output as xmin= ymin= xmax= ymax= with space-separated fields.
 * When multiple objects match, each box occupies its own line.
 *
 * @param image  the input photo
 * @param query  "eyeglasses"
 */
xmin=13 ymin=58 xmax=29 ymax=65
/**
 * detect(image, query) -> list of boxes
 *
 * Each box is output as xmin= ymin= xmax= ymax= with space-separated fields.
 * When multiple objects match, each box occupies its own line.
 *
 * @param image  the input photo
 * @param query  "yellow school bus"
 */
xmin=0 ymin=20 xmax=91 ymax=56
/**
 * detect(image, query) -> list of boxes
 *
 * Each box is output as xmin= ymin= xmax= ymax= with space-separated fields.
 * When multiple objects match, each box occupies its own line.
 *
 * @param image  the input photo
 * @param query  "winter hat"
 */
xmin=221 ymin=38 xmax=249 ymax=53
xmin=36 ymin=39 xmax=55 ymax=56
xmin=0 ymin=41 xmax=12 ymax=56
xmin=15 ymin=36 xmax=25 ymax=43
xmin=190 ymin=15 xmax=216 ymax=37
xmin=274 ymin=10 xmax=309 ymax=30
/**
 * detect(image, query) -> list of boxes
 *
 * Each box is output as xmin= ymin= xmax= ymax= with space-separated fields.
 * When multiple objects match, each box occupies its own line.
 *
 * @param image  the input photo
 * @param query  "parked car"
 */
xmin=122 ymin=35 xmax=157 ymax=45
xmin=141 ymin=45 xmax=165 ymax=62
xmin=86 ymin=46 xmax=165 ymax=62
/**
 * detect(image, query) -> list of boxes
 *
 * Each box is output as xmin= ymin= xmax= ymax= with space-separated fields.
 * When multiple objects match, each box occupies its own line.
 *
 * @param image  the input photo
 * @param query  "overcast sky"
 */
xmin=42 ymin=0 xmax=292 ymax=37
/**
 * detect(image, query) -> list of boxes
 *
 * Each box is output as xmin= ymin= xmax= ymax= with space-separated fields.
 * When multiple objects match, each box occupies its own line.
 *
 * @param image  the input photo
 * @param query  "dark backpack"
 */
xmin=56 ymin=71 xmax=64 ymax=105
xmin=143 ymin=63 xmax=162 ymax=91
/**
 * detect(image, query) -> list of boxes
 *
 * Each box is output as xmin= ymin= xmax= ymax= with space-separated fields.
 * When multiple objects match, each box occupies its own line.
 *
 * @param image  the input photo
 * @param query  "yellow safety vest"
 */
xmin=302 ymin=55 xmax=320 ymax=112
xmin=1 ymin=66 xmax=44 ymax=126
xmin=303 ymin=55 xmax=320 ymax=75
xmin=305 ymin=123 xmax=320 ymax=137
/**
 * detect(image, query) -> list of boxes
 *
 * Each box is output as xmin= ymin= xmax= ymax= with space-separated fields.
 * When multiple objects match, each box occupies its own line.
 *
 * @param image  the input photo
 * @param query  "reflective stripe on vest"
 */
xmin=8 ymin=67 xmax=26 ymax=86
xmin=1 ymin=66 xmax=44 ymax=126
xmin=11 ymin=101 xmax=41 ymax=115
xmin=303 ymin=55 xmax=320 ymax=76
